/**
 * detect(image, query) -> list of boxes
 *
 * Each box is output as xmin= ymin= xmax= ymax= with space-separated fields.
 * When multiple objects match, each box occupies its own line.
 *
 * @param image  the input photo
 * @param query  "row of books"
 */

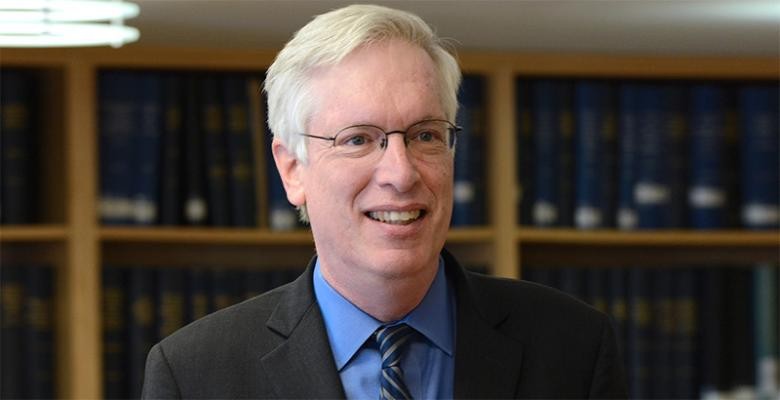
xmin=0 ymin=264 xmax=55 ymax=399
xmin=101 ymin=264 xmax=303 ymax=399
xmin=96 ymin=69 xmax=489 ymax=229
xmin=0 ymin=68 xmax=41 ymax=224
xmin=522 ymin=264 xmax=780 ymax=400
xmin=516 ymin=79 xmax=779 ymax=230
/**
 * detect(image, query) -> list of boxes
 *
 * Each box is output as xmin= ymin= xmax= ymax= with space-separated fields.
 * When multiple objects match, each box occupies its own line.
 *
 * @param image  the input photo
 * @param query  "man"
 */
xmin=142 ymin=4 xmax=627 ymax=399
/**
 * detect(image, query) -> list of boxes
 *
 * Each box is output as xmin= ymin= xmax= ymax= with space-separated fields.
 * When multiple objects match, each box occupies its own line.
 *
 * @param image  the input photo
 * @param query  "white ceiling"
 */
xmin=129 ymin=0 xmax=780 ymax=57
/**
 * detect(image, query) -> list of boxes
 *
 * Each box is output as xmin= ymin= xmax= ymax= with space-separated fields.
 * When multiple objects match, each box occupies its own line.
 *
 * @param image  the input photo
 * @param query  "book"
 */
xmin=649 ymin=268 xmax=674 ymax=398
xmin=102 ymin=265 xmax=128 ymax=399
xmin=1 ymin=264 xmax=25 ymax=398
xmin=739 ymin=84 xmax=780 ymax=229
xmin=452 ymin=74 xmax=487 ymax=226
xmin=159 ymin=74 xmax=184 ymax=226
xmin=223 ymin=74 xmax=258 ymax=227
xmin=157 ymin=267 xmax=186 ymax=339
xmin=186 ymin=267 xmax=213 ymax=323
xmin=573 ymin=81 xmax=617 ymax=229
xmin=626 ymin=267 xmax=652 ymax=399
xmin=753 ymin=263 xmax=779 ymax=400
xmin=127 ymin=267 xmax=157 ymax=398
xmin=23 ymin=265 xmax=55 ymax=399
xmin=671 ymin=268 xmax=697 ymax=399
xmin=182 ymin=74 xmax=208 ymax=225
xmin=98 ymin=70 xmax=138 ymax=225
xmin=0 ymin=68 xmax=39 ymax=224
xmin=201 ymin=74 xmax=231 ymax=226
xmin=665 ymin=85 xmax=688 ymax=228
xmin=131 ymin=72 xmax=163 ymax=225
xmin=688 ymin=84 xmax=728 ymax=229
xmin=531 ymin=80 xmax=574 ymax=227
xmin=699 ymin=267 xmax=726 ymax=398
xmin=516 ymin=79 xmax=535 ymax=226
xmin=616 ymin=83 xmax=640 ymax=230
xmin=263 ymin=98 xmax=300 ymax=231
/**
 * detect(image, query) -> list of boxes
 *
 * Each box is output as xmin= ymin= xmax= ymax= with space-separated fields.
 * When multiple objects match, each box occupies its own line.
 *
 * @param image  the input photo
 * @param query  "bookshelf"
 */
xmin=0 ymin=46 xmax=778 ymax=399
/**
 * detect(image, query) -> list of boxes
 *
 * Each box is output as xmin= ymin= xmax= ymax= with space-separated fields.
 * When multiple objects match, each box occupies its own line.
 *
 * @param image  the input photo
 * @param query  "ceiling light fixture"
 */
xmin=0 ymin=0 xmax=140 ymax=48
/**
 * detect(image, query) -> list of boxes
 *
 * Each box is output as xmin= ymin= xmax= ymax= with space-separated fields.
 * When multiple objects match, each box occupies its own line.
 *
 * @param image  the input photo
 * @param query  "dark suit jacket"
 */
xmin=142 ymin=249 xmax=627 ymax=399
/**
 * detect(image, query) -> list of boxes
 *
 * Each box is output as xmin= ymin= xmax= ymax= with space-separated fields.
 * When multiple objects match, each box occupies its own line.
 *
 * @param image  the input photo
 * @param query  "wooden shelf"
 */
xmin=517 ymin=228 xmax=780 ymax=247
xmin=99 ymin=226 xmax=493 ymax=245
xmin=0 ymin=225 xmax=68 ymax=242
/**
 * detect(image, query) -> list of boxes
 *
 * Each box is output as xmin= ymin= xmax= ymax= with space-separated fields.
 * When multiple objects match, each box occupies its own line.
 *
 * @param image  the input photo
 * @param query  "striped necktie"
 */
xmin=375 ymin=323 xmax=415 ymax=400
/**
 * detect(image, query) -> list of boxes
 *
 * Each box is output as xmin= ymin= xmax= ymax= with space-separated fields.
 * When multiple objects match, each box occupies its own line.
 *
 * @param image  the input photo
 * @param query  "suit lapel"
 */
xmin=260 ymin=259 xmax=346 ymax=399
xmin=445 ymin=250 xmax=525 ymax=399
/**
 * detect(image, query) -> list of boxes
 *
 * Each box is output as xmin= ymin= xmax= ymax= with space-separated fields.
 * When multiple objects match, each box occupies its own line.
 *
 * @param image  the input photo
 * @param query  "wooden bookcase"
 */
xmin=0 ymin=46 xmax=778 ymax=398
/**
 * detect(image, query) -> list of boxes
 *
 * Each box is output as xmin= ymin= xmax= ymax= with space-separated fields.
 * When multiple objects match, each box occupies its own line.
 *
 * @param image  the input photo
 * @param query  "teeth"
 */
xmin=368 ymin=210 xmax=422 ymax=224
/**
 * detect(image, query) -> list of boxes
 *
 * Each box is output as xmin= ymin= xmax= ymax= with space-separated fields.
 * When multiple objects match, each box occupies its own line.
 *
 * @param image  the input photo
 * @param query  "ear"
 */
xmin=271 ymin=138 xmax=306 ymax=207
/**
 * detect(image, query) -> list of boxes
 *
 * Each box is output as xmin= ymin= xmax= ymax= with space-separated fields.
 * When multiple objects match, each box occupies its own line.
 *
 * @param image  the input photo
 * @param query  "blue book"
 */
xmin=201 ymin=74 xmax=231 ymax=226
xmin=183 ymin=74 xmax=208 ymax=225
xmin=671 ymin=268 xmax=697 ymax=399
xmin=722 ymin=268 xmax=755 ymax=394
xmin=627 ymin=267 xmax=652 ymax=399
xmin=23 ymin=265 xmax=55 ymax=399
xmin=607 ymin=268 xmax=629 ymax=372
xmin=157 ymin=267 xmax=186 ymax=339
xmin=131 ymin=72 xmax=163 ymax=225
xmin=159 ymin=74 xmax=184 ymax=226
xmin=532 ymin=80 xmax=574 ymax=227
xmin=127 ymin=267 xmax=157 ymax=399
xmin=574 ymin=81 xmax=616 ymax=229
xmin=223 ymin=74 xmax=258 ymax=227
xmin=186 ymin=267 xmax=212 ymax=323
xmin=516 ymin=79 xmax=535 ymax=226
xmin=452 ymin=74 xmax=487 ymax=226
xmin=739 ymin=84 xmax=779 ymax=229
xmin=699 ymin=267 xmax=726 ymax=398
xmin=1 ymin=264 xmax=24 ymax=398
xmin=98 ymin=70 xmax=138 ymax=225
xmin=616 ymin=83 xmax=640 ymax=230
xmin=0 ymin=68 xmax=38 ymax=224
xmin=689 ymin=84 xmax=728 ymax=229
xmin=635 ymin=85 xmax=674 ymax=229
xmin=102 ymin=265 xmax=128 ymax=399
xmin=665 ymin=85 xmax=688 ymax=228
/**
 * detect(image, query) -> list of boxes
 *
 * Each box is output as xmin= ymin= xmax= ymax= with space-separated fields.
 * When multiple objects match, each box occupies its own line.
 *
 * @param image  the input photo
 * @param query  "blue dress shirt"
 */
xmin=313 ymin=258 xmax=456 ymax=399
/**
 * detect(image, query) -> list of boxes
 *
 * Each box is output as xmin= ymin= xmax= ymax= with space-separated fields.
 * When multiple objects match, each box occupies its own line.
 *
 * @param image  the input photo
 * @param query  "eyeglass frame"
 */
xmin=298 ymin=118 xmax=461 ymax=158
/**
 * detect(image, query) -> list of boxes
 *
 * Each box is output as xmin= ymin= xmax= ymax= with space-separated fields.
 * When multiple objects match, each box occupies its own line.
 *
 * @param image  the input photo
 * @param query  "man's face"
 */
xmin=284 ymin=39 xmax=454 ymax=288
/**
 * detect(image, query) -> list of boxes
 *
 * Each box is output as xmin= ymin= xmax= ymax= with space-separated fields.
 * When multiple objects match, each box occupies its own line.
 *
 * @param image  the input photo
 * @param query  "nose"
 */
xmin=373 ymin=133 xmax=421 ymax=193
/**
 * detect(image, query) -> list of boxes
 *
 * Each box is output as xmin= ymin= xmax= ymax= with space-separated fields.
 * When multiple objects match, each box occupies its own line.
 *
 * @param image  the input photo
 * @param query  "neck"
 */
xmin=319 ymin=258 xmax=438 ymax=322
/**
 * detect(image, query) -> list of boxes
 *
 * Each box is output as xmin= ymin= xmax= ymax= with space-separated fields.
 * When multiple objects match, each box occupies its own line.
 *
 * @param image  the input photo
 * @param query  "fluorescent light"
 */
xmin=0 ymin=0 xmax=140 ymax=48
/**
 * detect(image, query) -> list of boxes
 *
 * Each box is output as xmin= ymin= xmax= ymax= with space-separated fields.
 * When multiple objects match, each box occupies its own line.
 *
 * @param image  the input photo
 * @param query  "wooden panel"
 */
xmin=0 ymin=225 xmax=68 ymax=241
xmin=517 ymin=228 xmax=780 ymax=247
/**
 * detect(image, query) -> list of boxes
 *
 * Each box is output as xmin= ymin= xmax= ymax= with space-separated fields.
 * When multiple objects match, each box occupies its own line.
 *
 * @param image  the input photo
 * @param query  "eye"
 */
xmin=417 ymin=130 xmax=436 ymax=142
xmin=336 ymin=130 xmax=376 ymax=147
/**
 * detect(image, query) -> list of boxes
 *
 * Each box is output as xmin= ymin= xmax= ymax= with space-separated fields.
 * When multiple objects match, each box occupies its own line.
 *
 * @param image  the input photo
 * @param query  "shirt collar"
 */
xmin=313 ymin=257 xmax=455 ymax=371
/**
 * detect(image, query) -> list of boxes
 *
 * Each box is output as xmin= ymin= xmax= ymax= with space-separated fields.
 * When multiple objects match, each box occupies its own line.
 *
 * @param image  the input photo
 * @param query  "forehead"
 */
xmin=307 ymin=39 xmax=443 ymax=130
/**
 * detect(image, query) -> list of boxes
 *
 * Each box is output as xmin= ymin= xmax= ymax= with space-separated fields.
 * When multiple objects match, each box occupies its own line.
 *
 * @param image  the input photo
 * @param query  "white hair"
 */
xmin=264 ymin=4 xmax=462 ymax=163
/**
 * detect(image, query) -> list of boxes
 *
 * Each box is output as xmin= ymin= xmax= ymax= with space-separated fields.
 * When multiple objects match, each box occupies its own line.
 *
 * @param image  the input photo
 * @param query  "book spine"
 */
xmin=689 ymin=84 xmax=727 ymax=229
xmin=671 ymin=268 xmax=697 ymax=399
xmin=186 ymin=267 xmax=212 ymax=323
xmin=556 ymin=82 xmax=575 ymax=227
xmin=264 ymin=104 xmax=300 ymax=231
xmin=23 ymin=264 xmax=55 ymax=399
xmin=211 ymin=267 xmax=243 ymax=311
xmin=607 ymin=267 xmax=629 ymax=373
xmin=201 ymin=74 xmax=231 ymax=226
xmin=128 ymin=267 xmax=157 ymax=398
xmin=574 ymin=81 xmax=616 ymax=229
xmin=699 ymin=267 xmax=725 ymax=398
xmin=157 ymin=267 xmax=186 ymax=339
xmin=616 ymin=83 xmax=640 ymax=230
xmin=665 ymin=85 xmax=688 ymax=228
xmin=650 ymin=269 xmax=674 ymax=399
xmin=739 ymin=84 xmax=780 ymax=229
xmin=223 ymin=74 xmax=258 ymax=227
xmin=98 ymin=70 xmax=137 ymax=225
xmin=635 ymin=85 xmax=672 ymax=229
xmin=1 ymin=264 xmax=25 ymax=398
xmin=183 ymin=74 xmax=208 ymax=225
xmin=102 ymin=265 xmax=128 ymax=399
xmin=0 ymin=68 xmax=38 ymax=224
xmin=159 ymin=74 xmax=184 ymax=226
xmin=531 ymin=80 xmax=562 ymax=227
xmin=516 ymin=79 xmax=535 ymax=226
xmin=132 ymin=72 xmax=163 ymax=225
xmin=452 ymin=74 xmax=487 ymax=226
xmin=753 ymin=263 xmax=779 ymax=400
xmin=627 ymin=267 xmax=652 ymax=399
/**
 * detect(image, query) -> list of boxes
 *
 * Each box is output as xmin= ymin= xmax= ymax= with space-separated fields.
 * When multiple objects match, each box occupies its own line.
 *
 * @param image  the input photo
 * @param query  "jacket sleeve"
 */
xmin=142 ymin=343 xmax=182 ymax=399
xmin=588 ymin=316 xmax=629 ymax=399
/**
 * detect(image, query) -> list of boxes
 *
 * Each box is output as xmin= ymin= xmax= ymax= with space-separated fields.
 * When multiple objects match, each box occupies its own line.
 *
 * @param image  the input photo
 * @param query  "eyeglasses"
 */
xmin=300 ymin=119 xmax=460 ymax=161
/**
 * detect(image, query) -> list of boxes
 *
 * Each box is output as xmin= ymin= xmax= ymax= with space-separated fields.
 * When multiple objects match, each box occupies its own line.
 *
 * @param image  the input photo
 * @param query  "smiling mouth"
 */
xmin=366 ymin=210 xmax=425 ymax=225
